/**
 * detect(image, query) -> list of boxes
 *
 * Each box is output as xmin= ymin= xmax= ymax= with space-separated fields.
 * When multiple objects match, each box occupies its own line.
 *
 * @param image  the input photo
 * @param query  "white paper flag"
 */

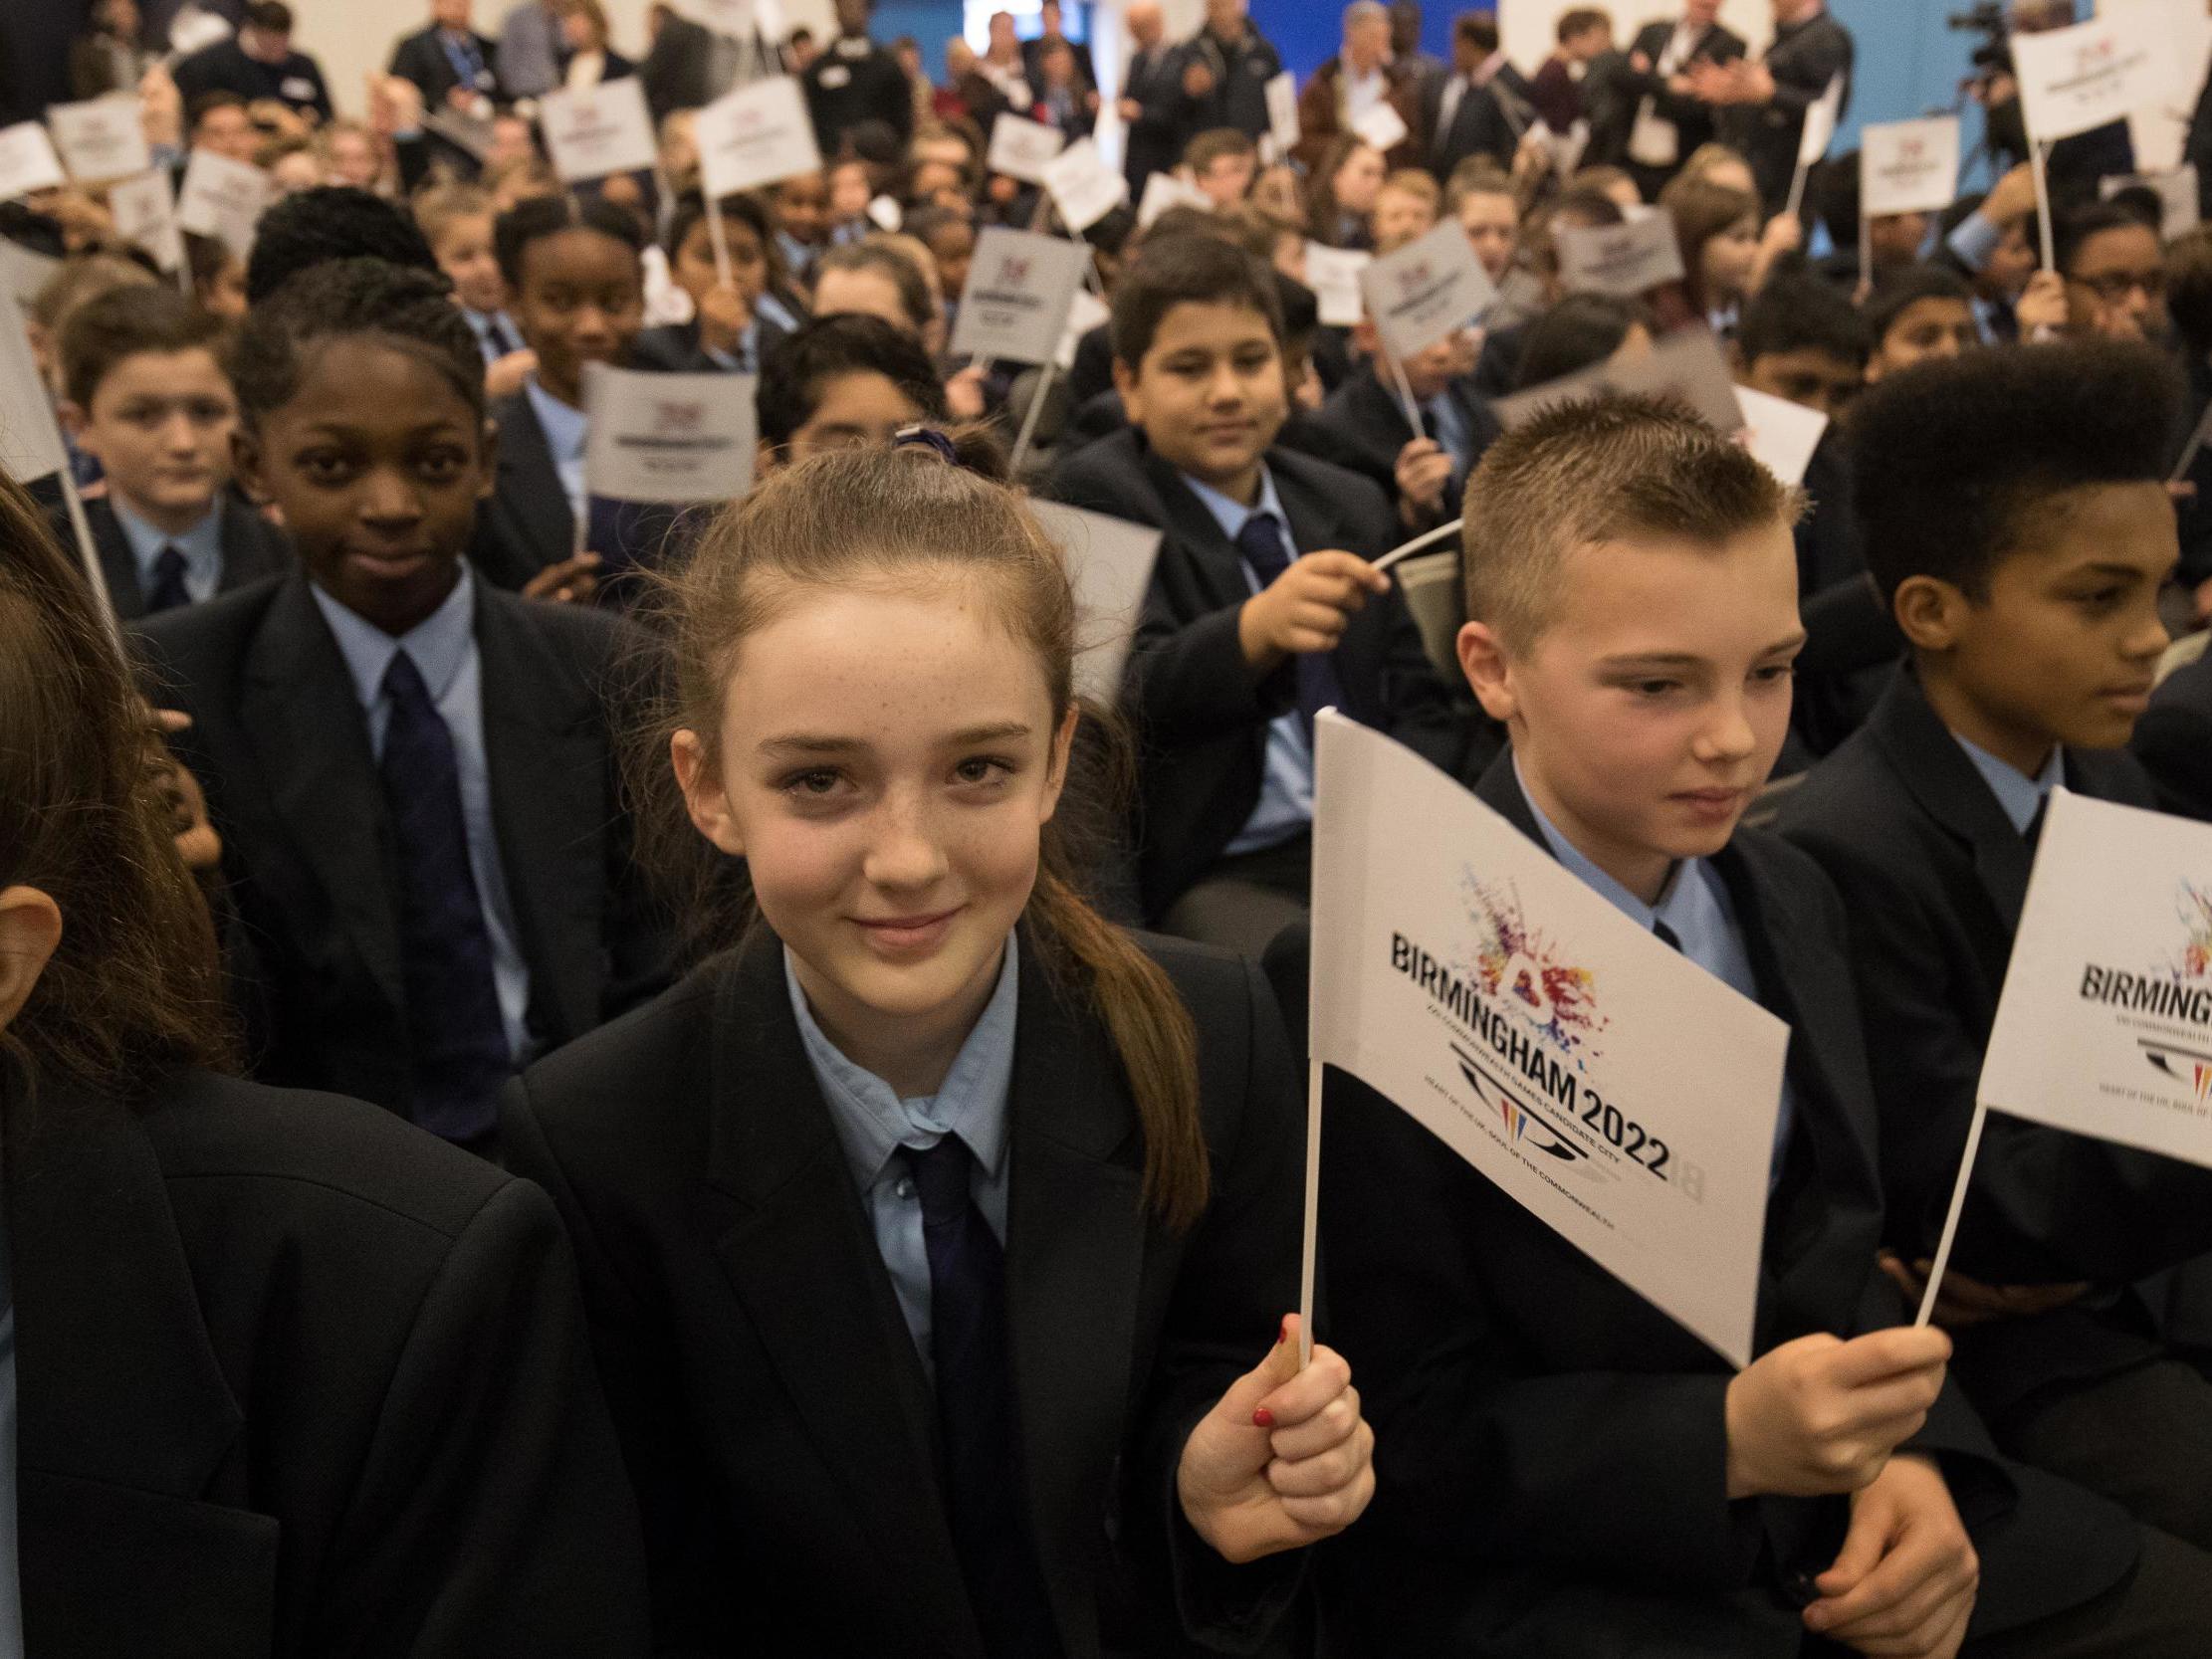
xmin=1556 ymin=211 xmax=1685 ymax=298
xmin=0 ymin=123 xmax=67 ymax=202
xmin=1030 ymin=502 xmax=1162 ymax=706
xmin=696 ymin=77 xmax=822 ymax=199
xmin=1736 ymin=384 xmax=1828 ymax=488
xmin=1979 ymin=790 xmax=2212 ymax=1171
xmin=988 ymin=114 xmax=1066 ymax=184
xmin=1352 ymin=100 xmax=1409 ymax=153
xmin=0 ymin=307 xmax=67 ymax=483
xmin=1859 ymin=115 xmax=1961 ymax=219
xmin=541 ymin=79 xmax=659 ymax=183
xmin=951 ymin=227 xmax=1089 ymax=364
xmin=1041 ymin=138 xmax=1128 ymax=233
xmin=1497 ymin=326 xmax=1744 ymax=438
xmin=582 ymin=364 xmax=756 ymax=504
xmin=1357 ymin=218 xmax=1497 ymax=362
xmin=109 ymin=168 xmax=183 ymax=272
xmin=1264 ymin=72 xmax=1300 ymax=155
xmin=47 ymin=95 xmax=150 ymax=184
xmin=176 ymin=149 xmax=269 ymax=259
xmin=1136 ymin=168 xmax=1209 ymax=228
xmin=2013 ymin=9 xmax=2164 ymax=145
xmin=866 ymin=194 xmax=903 ymax=231
xmin=2101 ymin=165 xmax=2201 ymax=239
xmin=1304 ymin=242 xmax=1372 ymax=328
xmin=1308 ymin=712 xmax=1788 ymax=1366
xmin=1055 ymin=284 xmax=1112 ymax=370
xmin=1797 ymin=73 xmax=1845 ymax=168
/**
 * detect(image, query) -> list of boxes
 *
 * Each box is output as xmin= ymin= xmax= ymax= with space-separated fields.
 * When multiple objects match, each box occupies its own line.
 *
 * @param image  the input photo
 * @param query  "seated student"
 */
xmin=632 ymin=191 xmax=787 ymax=375
xmin=1863 ymin=265 xmax=1980 ymax=385
xmin=1507 ymin=292 xmax=1656 ymax=388
xmin=1186 ymin=127 xmax=1259 ymax=209
xmin=55 ymin=286 xmax=290 ymax=619
xmin=1659 ymin=175 xmax=1763 ymax=336
xmin=1446 ymin=158 xmax=1543 ymax=330
xmin=183 ymin=231 xmax=249 ymax=322
xmin=756 ymin=311 xmax=949 ymax=471
xmin=2058 ymin=200 xmax=2168 ymax=343
xmin=1811 ymin=151 xmax=1931 ymax=290
xmin=1269 ymin=393 xmax=2212 ymax=1656
xmin=810 ymin=237 xmax=939 ymax=342
xmin=769 ymin=168 xmax=831 ymax=291
xmin=1372 ymin=168 xmax=1440 ymax=251
xmin=1304 ymin=315 xmax=1501 ymax=533
xmin=0 ymin=464 xmax=649 ymax=1653
xmin=1774 ymin=342 xmax=2212 ymax=1556
xmin=1055 ymin=236 xmax=1465 ymax=949
xmin=501 ymin=443 xmax=1375 ymax=1654
xmin=1939 ymin=191 xmax=2039 ymax=346
xmin=1307 ymin=136 xmax=1388 ymax=252
xmin=136 ymin=259 xmax=673 ymax=1149
xmin=908 ymin=205 xmax=977 ymax=336
xmin=241 ymin=185 xmax=441 ymax=308
xmin=416 ymin=180 xmax=538 ymax=399
xmin=1473 ymin=186 xmax=1628 ymax=397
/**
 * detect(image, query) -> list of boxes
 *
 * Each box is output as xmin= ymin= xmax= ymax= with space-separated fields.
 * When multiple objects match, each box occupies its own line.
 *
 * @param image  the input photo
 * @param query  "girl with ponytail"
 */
xmin=502 ymin=442 xmax=1374 ymax=1655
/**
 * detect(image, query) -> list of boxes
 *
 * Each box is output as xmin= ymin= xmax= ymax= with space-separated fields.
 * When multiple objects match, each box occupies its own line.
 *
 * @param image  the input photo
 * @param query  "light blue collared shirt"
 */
xmin=759 ymin=292 xmax=802 ymax=334
xmin=702 ymin=322 xmax=758 ymax=374
xmin=1426 ymin=388 xmax=1473 ymax=482
xmin=310 ymin=565 xmax=534 ymax=1064
xmin=1954 ymin=733 xmax=2063 ymax=837
xmin=1946 ymin=209 xmax=2003 ymax=275
xmin=785 ymin=933 xmax=1019 ymax=1377
xmin=1516 ymin=758 xmax=1795 ymax=1184
xmin=1181 ymin=466 xmax=1317 ymax=855
xmin=111 ymin=495 xmax=223 ymax=606
xmin=524 ymin=373 xmax=589 ymax=523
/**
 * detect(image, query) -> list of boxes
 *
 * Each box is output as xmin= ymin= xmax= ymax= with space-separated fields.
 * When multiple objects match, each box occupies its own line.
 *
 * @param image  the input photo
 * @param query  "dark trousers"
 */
xmin=1961 ymin=1527 xmax=2212 ymax=1658
xmin=1159 ymin=831 xmax=1312 ymax=960
xmin=1995 ymin=1355 xmax=2212 ymax=1554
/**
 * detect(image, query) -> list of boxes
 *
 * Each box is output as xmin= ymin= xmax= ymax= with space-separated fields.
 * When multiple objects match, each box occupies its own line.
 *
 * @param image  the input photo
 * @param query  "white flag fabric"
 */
xmin=541 ymin=80 xmax=659 ymax=182
xmin=1352 ymin=100 xmax=1409 ymax=153
xmin=696 ymin=78 xmax=822 ymax=199
xmin=582 ymin=364 xmax=756 ymax=504
xmin=1357 ymin=219 xmax=1497 ymax=362
xmin=1041 ymin=138 xmax=1128 ymax=232
xmin=1736 ymin=385 xmax=1829 ymax=488
xmin=1135 ymin=168 xmax=1209 ymax=227
xmin=1054 ymin=286 xmax=1111 ymax=370
xmin=950 ymin=227 xmax=1089 ymax=364
xmin=0 ymin=306 xmax=68 ymax=483
xmin=1978 ymin=789 xmax=2212 ymax=1171
xmin=1495 ymin=325 xmax=1744 ymax=439
xmin=1308 ymin=712 xmax=1787 ymax=1367
xmin=1555 ymin=211 xmax=1684 ymax=298
xmin=175 ymin=149 xmax=268 ymax=259
xmin=47 ymin=95 xmax=150 ymax=183
xmin=0 ymin=123 xmax=67 ymax=202
xmin=2013 ymin=9 xmax=2164 ymax=145
xmin=1304 ymin=243 xmax=1372 ymax=328
xmin=1029 ymin=502 xmax=1162 ymax=706
xmin=2101 ymin=166 xmax=2201 ymax=238
xmin=1797 ymin=73 xmax=1845 ymax=167
xmin=109 ymin=169 xmax=183 ymax=272
xmin=1264 ymin=72 xmax=1300 ymax=155
xmin=1859 ymin=116 xmax=1962 ymax=218
xmin=987 ymin=113 xmax=1066 ymax=184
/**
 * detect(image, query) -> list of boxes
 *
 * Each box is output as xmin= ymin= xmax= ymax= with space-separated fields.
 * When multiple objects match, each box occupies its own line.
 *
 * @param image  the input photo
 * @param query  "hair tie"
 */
xmin=891 ymin=424 xmax=959 ymax=465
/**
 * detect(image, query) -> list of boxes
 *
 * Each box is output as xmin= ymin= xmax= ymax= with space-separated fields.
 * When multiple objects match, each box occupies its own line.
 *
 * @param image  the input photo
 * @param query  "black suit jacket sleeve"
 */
xmin=2134 ymin=660 xmax=2212 ymax=819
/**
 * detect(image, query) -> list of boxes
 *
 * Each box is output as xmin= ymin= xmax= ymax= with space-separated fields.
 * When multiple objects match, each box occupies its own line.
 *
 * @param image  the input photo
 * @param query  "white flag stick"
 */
xmin=1007 ymin=356 xmax=1058 ymax=474
xmin=57 ymin=468 xmax=121 ymax=644
xmin=1857 ymin=214 xmax=1872 ymax=290
xmin=1382 ymin=349 xmax=1427 ymax=442
xmin=1372 ymin=514 xmax=1462 ymax=573
xmin=1297 ymin=1055 xmax=1321 ymax=1369
xmin=1914 ymin=1100 xmax=1990 ymax=1327
xmin=1785 ymin=156 xmax=1813 ymax=222
xmin=2171 ymin=400 xmax=2212 ymax=486
xmin=2031 ymin=140 xmax=2056 ymax=272
xmin=704 ymin=197 xmax=735 ymax=291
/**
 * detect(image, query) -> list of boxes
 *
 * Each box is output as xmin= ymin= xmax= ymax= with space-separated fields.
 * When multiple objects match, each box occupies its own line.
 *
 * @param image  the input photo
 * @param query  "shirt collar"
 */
xmin=309 ymin=560 xmax=478 ymax=710
xmin=1953 ymin=732 xmax=2063 ymax=836
xmin=524 ymin=372 xmax=589 ymax=467
xmin=111 ymin=493 xmax=223 ymax=586
xmin=1513 ymin=752 xmax=1700 ymax=930
xmin=784 ymin=933 xmax=1020 ymax=1191
xmin=1180 ymin=464 xmax=1285 ymax=545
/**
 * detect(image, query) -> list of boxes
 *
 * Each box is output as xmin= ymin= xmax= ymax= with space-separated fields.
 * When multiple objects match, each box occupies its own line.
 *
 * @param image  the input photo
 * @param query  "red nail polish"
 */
xmin=1252 ymin=1407 xmax=1275 ymax=1428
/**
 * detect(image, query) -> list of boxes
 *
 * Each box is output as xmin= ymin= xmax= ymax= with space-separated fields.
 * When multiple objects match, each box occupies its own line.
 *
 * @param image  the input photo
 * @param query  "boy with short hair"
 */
xmin=1862 ymin=264 xmax=1978 ymax=384
xmin=1734 ymin=270 xmax=1869 ymax=420
xmin=1184 ymin=127 xmax=1257 ymax=208
xmin=1775 ymin=341 xmax=2212 ymax=1560
xmin=57 ymin=285 xmax=289 ymax=619
xmin=414 ymin=180 xmax=531 ymax=388
xmin=1272 ymin=390 xmax=2212 ymax=1653
xmin=1372 ymin=168 xmax=1440 ymax=251
xmin=1064 ymin=235 xmax=1463 ymax=949
xmin=755 ymin=311 xmax=946 ymax=470
xmin=1305 ymin=312 xmax=1499 ymax=532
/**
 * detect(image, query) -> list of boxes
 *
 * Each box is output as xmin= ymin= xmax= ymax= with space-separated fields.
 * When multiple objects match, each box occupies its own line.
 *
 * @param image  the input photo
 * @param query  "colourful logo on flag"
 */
xmin=1461 ymin=873 xmax=1606 ymax=1056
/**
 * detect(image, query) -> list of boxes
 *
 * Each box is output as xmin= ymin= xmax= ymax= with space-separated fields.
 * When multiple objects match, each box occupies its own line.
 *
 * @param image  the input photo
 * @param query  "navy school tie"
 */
xmin=377 ymin=649 xmax=511 ymax=1141
xmin=903 ymin=1136 xmax=1062 ymax=1659
xmin=146 ymin=545 xmax=191 ymax=613
xmin=1235 ymin=510 xmax=1348 ymax=733
xmin=1653 ymin=917 xmax=1682 ymax=952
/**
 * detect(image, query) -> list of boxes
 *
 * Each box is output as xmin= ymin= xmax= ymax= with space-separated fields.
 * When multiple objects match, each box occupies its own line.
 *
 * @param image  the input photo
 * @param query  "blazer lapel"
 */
xmin=1866 ymin=672 xmax=2034 ymax=933
xmin=1138 ymin=446 xmax=1256 ymax=614
xmin=86 ymin=499 xmax=146 ymax=621
xmin=700 ymin=932 xmax=975 ymax=1650
xmin=216 ymin=497 xmax=291 ymax=593
xmin=474 ymin=592 xmax=606 ymax=1047
xmin=240 ymin=574 xmax=407 ymax=1012
xmin=493 ymin=391 xmax=576 ymax=565
xmin=1003 ymin=940 xmax=1146 ymax=1647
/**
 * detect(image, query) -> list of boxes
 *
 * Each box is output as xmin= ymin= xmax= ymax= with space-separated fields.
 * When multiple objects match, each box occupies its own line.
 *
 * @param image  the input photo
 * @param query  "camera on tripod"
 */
xmin=1947 ymin=0 xmax=2013 ymax=75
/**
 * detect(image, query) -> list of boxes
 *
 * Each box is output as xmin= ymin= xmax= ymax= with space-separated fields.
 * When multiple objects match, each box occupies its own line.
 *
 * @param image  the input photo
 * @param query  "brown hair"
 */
xmin=1659 ymin=175 xmax=1759 ymax=311
xmin=655 ymin=449 xmax=1211 ymax=1227
xmin=1305 ymin=134 xmax=1382 ymax=246
xmin=1462 ymin=392 xmax=1800 ymax=647
xmin=1444 ymin=156 xmax=1513 ymax=213
xmin=412 ymin=179 xmax=497 ymax=249
xmin=60 ymin=282 xmax=228 ymax=409
xmin=2168 ymin=224 xmax=2212 ymax=355
xmin=0 ymin=470 xmax=237 ymax=1103
xmin=1183 ymin=126 xmax=1257 ymax=175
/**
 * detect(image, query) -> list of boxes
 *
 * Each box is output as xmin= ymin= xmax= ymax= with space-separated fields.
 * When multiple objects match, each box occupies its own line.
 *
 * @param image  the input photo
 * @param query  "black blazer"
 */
xmin=502 ymin=925 xmax=1310 ymax=1656
xmin=1120 ymin=41 xmax=1199 ymax=190
xmin=14 ymin=1067 xmax=647 ymax=1656
xmin=386 ymin=24 xmax=499 ymax=108
xmin=1774 ymin=671 xmax=2212 ymax=1409
xmin=1302 ymin=366 xmax=1500 ymax=525
xmin=1620 ymin=18 xmax=1746 ymax=167
xmin=631 ymin=313 xmax=788 ymax=376
xmin=2135 ymin=648 xmax=2212 ymax=819
xmin=67 ymin=493 xmax=292 ymax=623
xmin=132 ymin=571 xmax=674 ymax=1123
xmin=1419 ymin=73 xmax=1518 ymax=183
xmin=1737 ymin=12 xmax=1852 ymax=212
xmin=1048 ymin=429 xmax=1468 ymax=919
xmin=1263 ymin=750 xmax=2140 ymax=1655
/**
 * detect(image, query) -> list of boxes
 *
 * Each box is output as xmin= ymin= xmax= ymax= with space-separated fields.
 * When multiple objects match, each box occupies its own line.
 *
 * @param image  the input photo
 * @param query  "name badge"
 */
xmin=281 ymin=76 xmax=317 ymax=101
xmin=819 ymin=65 xmax=851 ymax=89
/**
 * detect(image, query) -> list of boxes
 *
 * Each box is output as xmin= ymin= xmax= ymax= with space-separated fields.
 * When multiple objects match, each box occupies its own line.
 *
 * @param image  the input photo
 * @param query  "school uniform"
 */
xmin=132 ymin=566 xmax=674 ymax=1145
xmin=1301 ymin=365 xmax=1501 ymax=526
xmin=2135 ymin=649 xmax=2212 ymax=819
xmin=1262 ymin=749 xmax=2163 ymax=1656
xmin=69 ymin=492 xmax=292 ymax=622
xmin=501 ymin=924 xmax=1310 ymax=1656
xmin=630 ymin=312 xmax=787 ymax=376
xmin=14 ymin=1066 xmax=647 ymax=1656
xmin=461 ymin=306 xmax=526 ymax=366
xmin=1775 ymin=669 xmax=2212 ymax=1547
xmin=1047 ymin=428 xmax=1470 ymax=931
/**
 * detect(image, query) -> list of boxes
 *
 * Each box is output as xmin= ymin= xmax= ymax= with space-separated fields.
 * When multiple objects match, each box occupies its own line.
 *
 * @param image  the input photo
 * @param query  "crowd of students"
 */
xmin=9 ymin=0 xmax=2212 ymax=1653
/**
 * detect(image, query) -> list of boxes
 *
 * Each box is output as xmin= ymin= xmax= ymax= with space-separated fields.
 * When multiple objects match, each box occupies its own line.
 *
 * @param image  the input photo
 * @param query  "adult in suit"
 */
xmin=1293 ymin=1 xmax=1423 ymax=173
xmin=1264 ymin=752 xmax=2212 ymax=1655
xmin=0 ymin=466 xmax=650 ymax=1657
xmin=1617 ymin=0 xmax=1746 ymax=199
xmin=1705 ymin=0 xmax=1852 ymax=215
xmin=492 ymin=0 xmax=564 ymax=98
xmin=804 ymin=0 xmax=915 ymax=158
xmin=171 ymin=1 xmax=334 ymax=123
xmin=76 ymin=491 xmax=291 ymax=623
xmin=1118 ymin=1 xmax=1196 ymax=196
xmin=386 ymin=0 xmax=500 ymax=117
xmin=1421 ymin=13 xmax=1522 ymax=184
xmin=1020 ymin=0 xmax=1096 ymax=105
xmin=1181 ymin=0 xmax=1281 ymax=143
